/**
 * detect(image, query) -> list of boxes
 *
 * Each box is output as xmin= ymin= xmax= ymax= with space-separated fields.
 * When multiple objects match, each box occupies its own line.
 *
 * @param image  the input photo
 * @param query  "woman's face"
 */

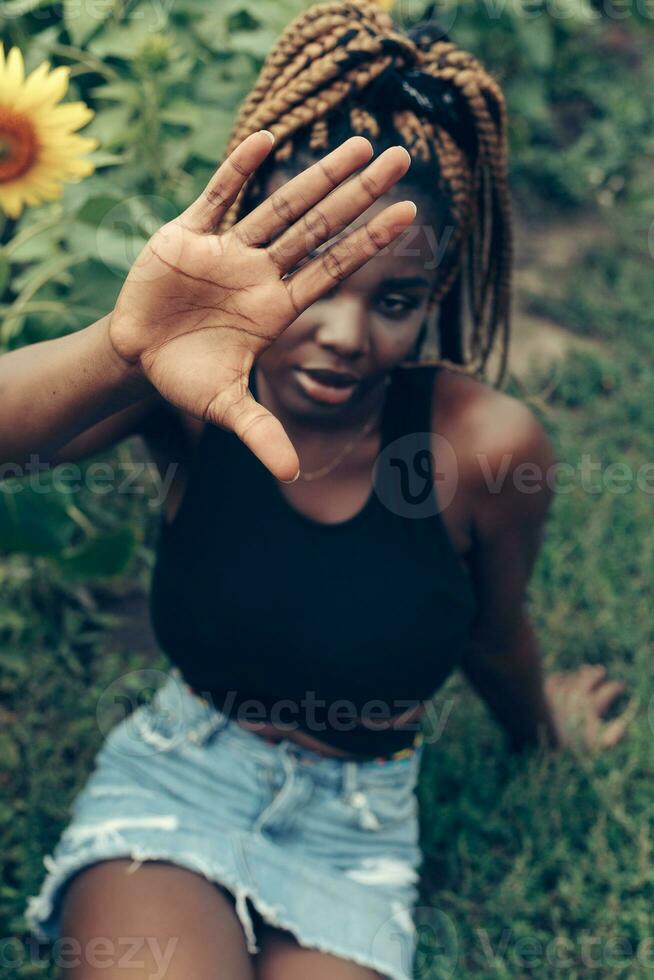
xmin=255 ymin=169 xmax=445 ymax=424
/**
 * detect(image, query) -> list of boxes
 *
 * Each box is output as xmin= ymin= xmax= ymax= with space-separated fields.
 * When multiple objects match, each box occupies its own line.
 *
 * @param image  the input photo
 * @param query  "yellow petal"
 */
xmin=0 ymin=46 xmax=96 ymax=212
xmin=0 ymin=185 xmax=25 ymax=218
xmin=13 ymin=62 xmax=69 ymax=114
xmin=6 ymin=47 xmax=25 ymax=92
xmin=26 ymin=64 xmax=70 ymax=111
xmin=37 ymin=102 xmax=94 ymax=131
xmin=40 ymin=135 xmax=99 ymax=159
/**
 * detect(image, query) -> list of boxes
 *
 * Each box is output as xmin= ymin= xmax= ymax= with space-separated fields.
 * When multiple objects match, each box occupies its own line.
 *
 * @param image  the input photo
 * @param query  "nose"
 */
xmin=313 ymin=294 xmax=368 ymax=360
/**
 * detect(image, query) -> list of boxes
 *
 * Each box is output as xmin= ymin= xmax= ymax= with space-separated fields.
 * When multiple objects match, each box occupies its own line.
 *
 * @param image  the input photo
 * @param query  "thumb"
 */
xmin=218 ymin=390 xmax=300 ymax=483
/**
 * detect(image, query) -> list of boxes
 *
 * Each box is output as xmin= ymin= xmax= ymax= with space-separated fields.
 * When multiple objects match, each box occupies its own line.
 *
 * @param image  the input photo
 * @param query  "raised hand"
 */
xmin=108 ymin=132 xmax=415 ymax=481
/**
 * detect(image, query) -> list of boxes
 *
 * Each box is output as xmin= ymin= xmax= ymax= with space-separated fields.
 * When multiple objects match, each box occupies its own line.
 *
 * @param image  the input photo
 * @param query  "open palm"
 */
xmin=109 ymin=132 xmax=415 ymax=481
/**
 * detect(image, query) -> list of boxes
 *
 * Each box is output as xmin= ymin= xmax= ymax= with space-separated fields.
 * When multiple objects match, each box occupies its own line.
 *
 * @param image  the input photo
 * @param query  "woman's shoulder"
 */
xmin=429 ymin=363 xmax=558 ymax=530
xmin=431 ymin=363 xmax=555 ymax=463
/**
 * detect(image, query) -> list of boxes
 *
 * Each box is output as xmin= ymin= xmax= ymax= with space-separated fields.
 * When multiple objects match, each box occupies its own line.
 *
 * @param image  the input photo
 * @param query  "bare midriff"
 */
xmin=233 ymin=702 xmax=427 ymax=759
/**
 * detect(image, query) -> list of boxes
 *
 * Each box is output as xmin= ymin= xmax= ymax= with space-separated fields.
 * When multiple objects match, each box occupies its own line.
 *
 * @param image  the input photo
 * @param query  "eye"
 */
xmin=376 ymin=293 xmax=421 ymax=318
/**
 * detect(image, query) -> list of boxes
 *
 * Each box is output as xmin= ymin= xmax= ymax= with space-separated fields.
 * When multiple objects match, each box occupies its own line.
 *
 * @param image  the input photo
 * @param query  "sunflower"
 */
xmin=0 ymin=45 xmax=98 ymax=219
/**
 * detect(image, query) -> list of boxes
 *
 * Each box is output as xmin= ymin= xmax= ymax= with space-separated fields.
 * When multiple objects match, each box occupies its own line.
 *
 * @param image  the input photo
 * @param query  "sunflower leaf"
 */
xmin=0 ymin=252 xmax=9 ymax=297
xmin=63 ymin=0 xmax=114 ymax=47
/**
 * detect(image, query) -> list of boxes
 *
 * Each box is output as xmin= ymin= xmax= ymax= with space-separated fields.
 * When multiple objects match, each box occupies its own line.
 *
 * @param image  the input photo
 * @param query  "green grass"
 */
xmin=2 ymin=207 xmax=654 ymax=978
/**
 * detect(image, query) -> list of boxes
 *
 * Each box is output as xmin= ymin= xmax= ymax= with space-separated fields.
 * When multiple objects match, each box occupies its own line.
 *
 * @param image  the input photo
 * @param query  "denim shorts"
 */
xmin=25 ymin=667 xmax=426 ymax=980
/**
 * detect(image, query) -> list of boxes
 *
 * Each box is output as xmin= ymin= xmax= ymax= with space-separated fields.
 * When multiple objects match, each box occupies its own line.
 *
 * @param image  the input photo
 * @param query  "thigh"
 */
xmin=255 ymin=923 xmax=384 ymax=980
xmin=59 ymin=858 xmax=255 ymax=980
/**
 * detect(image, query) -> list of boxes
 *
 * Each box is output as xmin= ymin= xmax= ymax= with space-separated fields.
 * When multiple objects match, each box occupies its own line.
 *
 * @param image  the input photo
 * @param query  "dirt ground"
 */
xmin=490 ymin=209 xmax=609 ymax=381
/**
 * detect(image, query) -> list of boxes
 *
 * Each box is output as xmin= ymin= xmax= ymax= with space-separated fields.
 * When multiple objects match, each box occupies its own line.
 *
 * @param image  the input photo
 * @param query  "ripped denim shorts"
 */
xmin=25 ymin=667 xmax=425 ymax=980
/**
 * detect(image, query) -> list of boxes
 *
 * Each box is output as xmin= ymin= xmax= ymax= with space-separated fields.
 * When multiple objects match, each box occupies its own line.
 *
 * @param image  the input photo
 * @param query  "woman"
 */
xmin=13 ymin=3 xmax=627 ymax=978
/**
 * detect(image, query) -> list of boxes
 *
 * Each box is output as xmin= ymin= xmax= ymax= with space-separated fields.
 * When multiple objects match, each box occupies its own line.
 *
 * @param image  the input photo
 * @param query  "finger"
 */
xmin=591 ymin=679 xmax=626 ymax=714
xmin=212 ymin=389 xmax=300 ymax=483
xmin=286 ymin=200 xmax=417 ymax=315
xmin=588 ymin=664 xmax=607 ymax=684
xmin=180 ymin=131 xmax=276 ymax=234
xmin=599 ymin=716 xmax=627 ymax=749
xmin=236 ymin=136 xmax=374 ymax=246
xmin=268 ymin=145 xmax=412 ymax=273
xmin=577 ymin=664 xmax=607 ymax=692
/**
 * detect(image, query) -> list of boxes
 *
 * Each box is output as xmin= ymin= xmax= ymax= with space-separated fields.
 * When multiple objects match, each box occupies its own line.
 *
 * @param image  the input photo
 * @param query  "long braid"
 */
xmin=216 ymin=0 xmax=513 ymax=385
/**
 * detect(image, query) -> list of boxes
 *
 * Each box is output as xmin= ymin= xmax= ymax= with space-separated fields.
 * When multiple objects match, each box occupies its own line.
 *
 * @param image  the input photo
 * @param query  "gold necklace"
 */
xmin=298 ymin=375 xmax=391 ymax=483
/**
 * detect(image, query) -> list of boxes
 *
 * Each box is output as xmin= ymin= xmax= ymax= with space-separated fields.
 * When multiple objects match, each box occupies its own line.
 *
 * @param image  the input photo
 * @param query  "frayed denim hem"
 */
xmin=25 ymin=845 xmax=412 ymax=980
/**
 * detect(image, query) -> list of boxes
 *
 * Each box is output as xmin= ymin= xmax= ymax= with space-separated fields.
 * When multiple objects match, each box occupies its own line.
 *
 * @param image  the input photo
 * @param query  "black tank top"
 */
xmin=149 ymin=363 xmax=478 ymax=758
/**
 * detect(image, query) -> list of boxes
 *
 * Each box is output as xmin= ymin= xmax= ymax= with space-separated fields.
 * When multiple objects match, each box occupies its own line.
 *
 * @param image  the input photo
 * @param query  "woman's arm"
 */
xmin=0 ymin=313 xmax=156 ymax=469
xmin=458 ymin=395 xmax=626 ymax=753
xmin=1 ymin=132 xmax=417 ymax=481
xmin=458 ymin=397 xmax=560 ymax=751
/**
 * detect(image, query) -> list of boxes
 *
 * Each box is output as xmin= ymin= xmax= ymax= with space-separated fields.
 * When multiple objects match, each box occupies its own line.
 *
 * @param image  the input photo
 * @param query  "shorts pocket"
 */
xmin=101 ymin=674 xmax=230 ymax=759
xmin=335 ymin=774 xmax=419 ymax=835
xmin=358 ymin=780 xmax=418 ymax=830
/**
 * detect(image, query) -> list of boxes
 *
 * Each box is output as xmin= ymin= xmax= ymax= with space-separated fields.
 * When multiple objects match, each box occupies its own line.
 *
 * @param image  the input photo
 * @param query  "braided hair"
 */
xmin=217 ymin=0 xmax=513 ymax=385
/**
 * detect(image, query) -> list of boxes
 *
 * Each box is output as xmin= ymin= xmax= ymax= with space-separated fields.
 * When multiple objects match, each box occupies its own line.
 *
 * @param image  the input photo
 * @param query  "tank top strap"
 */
xmin=379 ymin=363 xmax=439 ymax=451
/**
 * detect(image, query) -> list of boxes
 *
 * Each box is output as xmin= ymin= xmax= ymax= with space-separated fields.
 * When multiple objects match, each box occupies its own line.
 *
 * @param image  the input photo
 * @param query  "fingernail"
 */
xmin=399 ymin=146 xmax=412 ymax=164
xmin=280 ymin=470 xmax=300 ymax=484
xmin=406 ymin=201 xmax=418 ymax=217
xmin=260 ymin=129 xmax=275 ymax=145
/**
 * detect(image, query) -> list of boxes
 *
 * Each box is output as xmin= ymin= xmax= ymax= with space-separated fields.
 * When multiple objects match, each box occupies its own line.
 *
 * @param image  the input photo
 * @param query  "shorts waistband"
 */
xmin=179 ymin=674 xmax=424 ymax=764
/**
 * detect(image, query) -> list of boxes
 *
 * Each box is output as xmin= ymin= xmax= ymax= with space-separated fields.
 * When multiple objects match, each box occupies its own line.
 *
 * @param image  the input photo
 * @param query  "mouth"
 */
xmin=292 ymin=366 xmax=361 ymax=406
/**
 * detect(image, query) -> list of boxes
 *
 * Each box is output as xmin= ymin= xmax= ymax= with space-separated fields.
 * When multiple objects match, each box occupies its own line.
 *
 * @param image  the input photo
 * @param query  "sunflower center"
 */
xmin=0 ymin=107 xmax=39 ymax=183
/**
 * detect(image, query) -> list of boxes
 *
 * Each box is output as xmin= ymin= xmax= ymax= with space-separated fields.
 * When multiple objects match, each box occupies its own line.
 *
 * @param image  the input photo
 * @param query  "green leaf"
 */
xmin=88 ymin=19 xmax=167 ymax=59
xmin=59 ymin=527 xmax=137 ymax=580
xmin=76 ymin=194 xmax=124 ymax=226
xmin=0 ymin=485 xmax=75 ymax=558
xmin=229 ymin=26 xmax=282 ymax=59
xmin=63 ymin=0 xmax=114 ymax=47
xmin=0 ymin=733 xmax=20 ymax=771
xmin=159 ymin=100 xmax=202 ymax=128
xmin=193 ymin=11 xmax=230 ymax=52
xmin=83 ymin=105 xmax=134 ymax=148
xmin=515 ymin=18 xmax=553 ymax=71
xmin=72 ymin=221 xmax=142 ymax=275
xmin=0 ymin=250 xmax=9 ymax=296
xmin=90 ymin=81 xmax=143 ymax=105
xmin=507 ymin=77 xmax=550 ymax=124
xmin=189 ymin=107 xmax=236 ymax=162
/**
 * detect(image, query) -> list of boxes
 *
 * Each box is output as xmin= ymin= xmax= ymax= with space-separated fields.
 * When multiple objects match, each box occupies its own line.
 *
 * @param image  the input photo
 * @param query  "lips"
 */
xmin=300 ymin=367 xmax=360 ymax=388
xmin=292 ymin=366 xmax=360 ymax=406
